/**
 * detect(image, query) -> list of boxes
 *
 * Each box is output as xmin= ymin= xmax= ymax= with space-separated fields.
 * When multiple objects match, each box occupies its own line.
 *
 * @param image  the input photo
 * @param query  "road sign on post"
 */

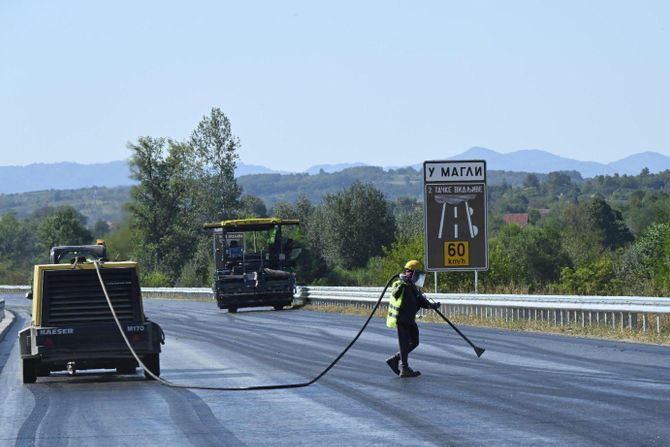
xmin=423 ymin=160 xmax=488 ymax=271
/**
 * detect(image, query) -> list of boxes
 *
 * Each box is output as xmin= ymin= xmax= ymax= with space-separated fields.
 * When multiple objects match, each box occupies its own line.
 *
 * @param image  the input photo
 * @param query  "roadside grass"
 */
xmin=302 ymin=304 xmax=670 ymax=346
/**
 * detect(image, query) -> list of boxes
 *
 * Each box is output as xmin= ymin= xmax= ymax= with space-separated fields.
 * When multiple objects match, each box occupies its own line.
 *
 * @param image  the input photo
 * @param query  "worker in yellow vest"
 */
xmin=386 ymin=259 xmax=439 ymax=377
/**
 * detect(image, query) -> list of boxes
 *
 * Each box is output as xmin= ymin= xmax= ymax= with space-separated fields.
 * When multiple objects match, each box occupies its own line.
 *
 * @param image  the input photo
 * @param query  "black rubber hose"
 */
xmin=96 ymin=259 xmax=399 ymax=391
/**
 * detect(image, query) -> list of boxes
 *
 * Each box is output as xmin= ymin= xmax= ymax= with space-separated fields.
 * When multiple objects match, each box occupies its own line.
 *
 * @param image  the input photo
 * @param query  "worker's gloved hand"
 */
xmin=431 ymin=301 xmax=440 ymax=310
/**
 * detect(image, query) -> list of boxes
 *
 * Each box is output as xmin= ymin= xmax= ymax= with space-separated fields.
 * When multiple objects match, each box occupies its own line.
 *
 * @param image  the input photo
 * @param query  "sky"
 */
xmin=0 ymin=0 xmax=668 ymax=172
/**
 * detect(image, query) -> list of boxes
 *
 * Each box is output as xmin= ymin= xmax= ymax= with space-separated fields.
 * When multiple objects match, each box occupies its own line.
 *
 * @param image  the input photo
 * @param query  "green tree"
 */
xmin=583 ymin=196 xmax=633 ymax=249
xmin=93 ymin=220 xmax=110 ymax=237
xmin=127 ymin=137 xmax=198 ymax=281
xmin=523 ymin=173 xmax=540 ymax=190
xmin=392 ymin=197 xmax=423 ymax=241
xmin=272 ymin=196 xmax=328 ymax=283
xmin=366 ymin=234 xmax=424 ymax=285
xmin=559 ymin=257 xmax=623 ymax=295
xmin=313 ymin=182 xmax=396 ymax=269
xmin=484 ymin=224 xmax=570 ymax=292
xmin=36 ymin=207 xmax=93 ymax=254
xmin=0 ymin=212 xmax=34 ymax=284
xmin=624 ymin=192 xmax=670 ymax=235
xmin=176 ymin=236 xmax=213 ymax=287
xmin=103 ymin=215 xmax=136 ymax=261
xmin=496 ymin=190 xmax=529 ymax=213
xmin=0 ymin=213 xmax=31 ymax=258
xmin=618 ymin=223 xmax=669 ymax=294
xmin=657 ymin=229 xmax=670 ymax=293
xmin=528 ymin=209 xmax=541 ymax=225
xmin=190 ymin=107 xmax=242 ymax=221
xmin=238 ymin=195 xmax=268 ymax=218
xmin=548 ymin=202 xmax=607 ymax=268
xmin=544 ymin=172 xmax=579 ymax=200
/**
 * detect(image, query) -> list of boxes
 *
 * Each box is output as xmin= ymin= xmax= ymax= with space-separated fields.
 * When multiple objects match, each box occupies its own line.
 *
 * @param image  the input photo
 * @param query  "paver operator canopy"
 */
xmin=203 ymin=217 xmax=300 ymax=231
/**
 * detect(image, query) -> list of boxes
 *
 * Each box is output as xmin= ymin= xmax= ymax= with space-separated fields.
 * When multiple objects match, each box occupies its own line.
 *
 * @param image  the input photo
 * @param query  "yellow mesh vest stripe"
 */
xmin=386 ymin=281 xmax=404 ymax=328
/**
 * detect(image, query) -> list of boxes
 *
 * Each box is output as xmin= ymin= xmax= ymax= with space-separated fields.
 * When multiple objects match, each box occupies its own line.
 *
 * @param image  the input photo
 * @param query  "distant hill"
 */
xmin=5 ymin=162 xmax=670 ymax=226
xmin=0 ymin=186 xmax=131 ymax=223
xmin=305 ymin=162 xmax=369 ymax=174
xmin=237 ymin=167 xmax=538 ymax=209
xmin=0 ymin=167 xmax=536 ymax=223
xmin=2 ymin=148 xmax=668 ymax=194
xmin=606 ymin=152 xmax=670 ymax=176
xmin=0 ymin=161 xmax=285 ymax=194
xmin=0 ymin=161 xmax=134 ymax=195
xmin=235 ymin=162 xmax=279 ymax=176
xmin=433 ymin=147 xmax=670 ymax=177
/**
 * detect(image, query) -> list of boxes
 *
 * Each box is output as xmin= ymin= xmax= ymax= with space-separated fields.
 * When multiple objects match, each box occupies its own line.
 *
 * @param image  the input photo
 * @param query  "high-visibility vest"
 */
xmin=386 ymin=280 xmax=406 ymax=328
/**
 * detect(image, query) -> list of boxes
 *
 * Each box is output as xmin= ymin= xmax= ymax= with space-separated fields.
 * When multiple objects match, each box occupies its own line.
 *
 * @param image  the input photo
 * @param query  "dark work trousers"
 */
xmin=394 ymin=322 xmax=420 ymax=368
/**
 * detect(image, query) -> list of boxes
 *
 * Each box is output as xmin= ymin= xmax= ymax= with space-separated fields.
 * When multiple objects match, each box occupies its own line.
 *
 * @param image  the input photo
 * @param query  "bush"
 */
xmin=483 ymin=224 xmax=570 ymax=292
xmin=617 ymin=223 xmax=669 ymax=294
xmin=559 ymin=257 xmax=623 ymax=295
xmin=141 ymin=270 xmax=171 ymax=287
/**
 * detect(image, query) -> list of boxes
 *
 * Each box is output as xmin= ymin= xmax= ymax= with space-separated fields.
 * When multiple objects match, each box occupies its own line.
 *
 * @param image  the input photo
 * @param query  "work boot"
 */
xmin=399 ymin=366 xmax=421 ymax=378
xmin=386 ymin=356 xmax=400 ymax=375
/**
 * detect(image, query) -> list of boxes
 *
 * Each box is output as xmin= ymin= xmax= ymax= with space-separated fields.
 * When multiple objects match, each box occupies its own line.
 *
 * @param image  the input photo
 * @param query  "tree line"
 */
xmin=1 ymin=108 xmax=670 ymax=296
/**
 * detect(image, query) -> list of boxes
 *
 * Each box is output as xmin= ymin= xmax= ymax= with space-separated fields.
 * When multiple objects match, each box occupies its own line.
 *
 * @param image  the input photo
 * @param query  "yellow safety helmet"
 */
xmin=404 ymin=259 xmax=423 ymax=271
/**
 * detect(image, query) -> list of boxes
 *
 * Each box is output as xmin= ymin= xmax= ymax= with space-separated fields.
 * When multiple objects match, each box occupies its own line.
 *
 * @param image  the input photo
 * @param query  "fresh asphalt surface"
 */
xmin=1 ymin=295 xmax=669 ymax=446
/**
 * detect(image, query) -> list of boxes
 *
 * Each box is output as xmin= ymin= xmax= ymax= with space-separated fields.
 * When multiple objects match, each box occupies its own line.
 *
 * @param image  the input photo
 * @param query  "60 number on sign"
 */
xmin=444 ymin=241 xmax=469 ymax=267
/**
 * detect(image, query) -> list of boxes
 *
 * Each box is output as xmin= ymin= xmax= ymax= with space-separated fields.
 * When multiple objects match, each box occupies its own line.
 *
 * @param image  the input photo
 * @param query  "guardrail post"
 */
xmin=657 ymin=315 xmax=661 ymax=335
xmin=642 ymin=314 xmax=647 ymax=332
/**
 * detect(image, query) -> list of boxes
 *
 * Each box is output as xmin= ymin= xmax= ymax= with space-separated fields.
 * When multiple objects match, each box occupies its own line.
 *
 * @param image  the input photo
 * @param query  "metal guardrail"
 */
xmin=299 ymin=286 xmax=670 ymax=334
xmin=2 ymin=284 xmax=668 ymax=333
xmin=141 ymin=287 xmax=213 ymax=300
xmin=0 ymin=285 xmax=30 ymax=294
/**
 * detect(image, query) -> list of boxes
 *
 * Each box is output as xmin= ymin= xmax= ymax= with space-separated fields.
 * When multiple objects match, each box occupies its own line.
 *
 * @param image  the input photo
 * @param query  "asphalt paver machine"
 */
xmin=203 ymin=218 xmax=301 ymax=313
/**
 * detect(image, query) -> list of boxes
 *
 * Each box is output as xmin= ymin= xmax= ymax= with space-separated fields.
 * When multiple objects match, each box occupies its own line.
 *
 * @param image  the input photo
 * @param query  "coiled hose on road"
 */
xmin=94 ymin=260 xmax=398 ymax=391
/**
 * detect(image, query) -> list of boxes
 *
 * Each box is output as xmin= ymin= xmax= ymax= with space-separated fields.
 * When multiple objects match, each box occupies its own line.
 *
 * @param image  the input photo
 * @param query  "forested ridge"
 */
xmin=2 ymin=109 xmax=670 ymax=297
xmin=0 ymin=167 xmax=551 ymax=222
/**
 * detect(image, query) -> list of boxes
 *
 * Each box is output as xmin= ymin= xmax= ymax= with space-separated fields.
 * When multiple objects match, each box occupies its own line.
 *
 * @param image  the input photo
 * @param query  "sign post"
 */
xmin=423 ymin=160 xmax=488 ymax=273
